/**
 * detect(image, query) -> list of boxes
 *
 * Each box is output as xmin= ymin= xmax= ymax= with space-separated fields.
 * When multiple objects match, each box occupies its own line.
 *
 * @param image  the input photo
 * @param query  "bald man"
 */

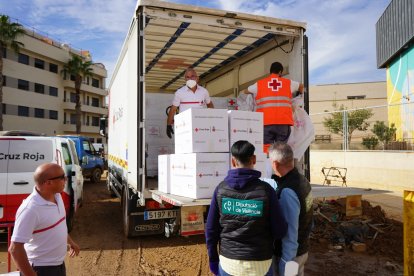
xmin=9 ymin=163 xmax=80 ymax=276
xmin=166 ymin=67 xmax=214 ymax=138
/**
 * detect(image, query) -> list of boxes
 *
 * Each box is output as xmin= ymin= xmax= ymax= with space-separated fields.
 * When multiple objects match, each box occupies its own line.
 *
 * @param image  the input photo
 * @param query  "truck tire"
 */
xmin=91 ymin=168 xmax=102 ymax=183
xmin=122 ymin=188 xmax=134 ymax=238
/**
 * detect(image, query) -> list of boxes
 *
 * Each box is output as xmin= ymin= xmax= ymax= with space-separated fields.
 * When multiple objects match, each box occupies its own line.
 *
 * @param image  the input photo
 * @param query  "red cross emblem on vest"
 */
xmin=268 ymin=78 xmax=282 ymax=92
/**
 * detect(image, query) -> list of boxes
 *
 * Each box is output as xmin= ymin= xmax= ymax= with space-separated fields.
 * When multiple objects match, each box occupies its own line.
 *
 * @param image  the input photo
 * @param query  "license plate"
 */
xmin=144 ymin=210 xmax=178 ymax=220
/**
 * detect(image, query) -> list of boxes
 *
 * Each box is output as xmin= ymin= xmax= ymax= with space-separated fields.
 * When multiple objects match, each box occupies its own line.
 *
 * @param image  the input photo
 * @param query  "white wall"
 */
xmin=310 ymin=150 xmax=414 ymax=195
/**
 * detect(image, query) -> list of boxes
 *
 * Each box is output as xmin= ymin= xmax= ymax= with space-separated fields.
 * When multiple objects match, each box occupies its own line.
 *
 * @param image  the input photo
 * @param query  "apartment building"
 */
xmin=2 ymin=29 xmax=107 ymax=143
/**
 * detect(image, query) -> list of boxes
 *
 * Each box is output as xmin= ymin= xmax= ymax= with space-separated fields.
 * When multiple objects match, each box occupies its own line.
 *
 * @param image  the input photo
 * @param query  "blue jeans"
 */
xmin=218 ymin=264 xmax=231 ymax=276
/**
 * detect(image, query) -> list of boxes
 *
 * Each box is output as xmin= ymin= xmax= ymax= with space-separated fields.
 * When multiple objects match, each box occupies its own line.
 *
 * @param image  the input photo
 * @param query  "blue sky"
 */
xmin=0 ymin=0 xmax=391 ymax=85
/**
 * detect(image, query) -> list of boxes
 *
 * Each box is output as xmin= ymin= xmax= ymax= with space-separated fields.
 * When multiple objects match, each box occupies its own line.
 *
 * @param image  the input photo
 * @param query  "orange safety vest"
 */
xmin=256 ymin=74 xmax=293 ymax=126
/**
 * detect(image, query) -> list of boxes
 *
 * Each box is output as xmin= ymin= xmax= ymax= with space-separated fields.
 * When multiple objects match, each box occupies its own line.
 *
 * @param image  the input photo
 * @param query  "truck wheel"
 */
xmin=122 ymin=188 xmax=134 ymax=238
xmin=91 ymin=168 xmax=102 ymax=183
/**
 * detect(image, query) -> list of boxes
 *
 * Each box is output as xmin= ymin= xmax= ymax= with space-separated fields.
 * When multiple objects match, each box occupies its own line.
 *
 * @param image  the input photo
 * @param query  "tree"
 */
xmin=323 ymin=104 xmax=373 ymax=146
xmin=61 ymin=54 xmax=93 ymax=134
xmin=371 ymin=121 xmax=397 ymax=149
xmin=0 ymin=15 xmax=25 ymax=130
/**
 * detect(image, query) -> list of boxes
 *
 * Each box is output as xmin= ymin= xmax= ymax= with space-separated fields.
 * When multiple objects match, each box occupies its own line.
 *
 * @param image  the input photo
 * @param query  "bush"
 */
xmin=362 ymin=136 xmax=379 ymax=150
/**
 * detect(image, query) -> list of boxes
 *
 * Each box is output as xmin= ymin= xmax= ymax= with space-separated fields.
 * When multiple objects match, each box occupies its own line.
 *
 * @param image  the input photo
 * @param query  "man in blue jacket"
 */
xmin=206 ymin=140 xmax=287 ymax=275
xmin=268 ymin=142 xmax=313 ymax=276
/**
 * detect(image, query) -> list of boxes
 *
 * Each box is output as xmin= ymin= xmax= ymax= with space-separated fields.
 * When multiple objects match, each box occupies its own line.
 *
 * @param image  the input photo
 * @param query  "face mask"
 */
xmin=186 ymin=79 xmax=197 ymax=89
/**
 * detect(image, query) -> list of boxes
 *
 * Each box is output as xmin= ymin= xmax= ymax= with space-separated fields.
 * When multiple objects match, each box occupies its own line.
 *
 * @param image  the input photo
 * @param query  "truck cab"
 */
xmin=60 ymin=136 xmax=105 ymax=183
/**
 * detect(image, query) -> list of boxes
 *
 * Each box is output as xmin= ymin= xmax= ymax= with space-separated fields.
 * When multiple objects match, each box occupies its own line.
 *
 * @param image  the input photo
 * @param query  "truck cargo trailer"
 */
xmin=105 ymin=0 xmax=309 ymax=237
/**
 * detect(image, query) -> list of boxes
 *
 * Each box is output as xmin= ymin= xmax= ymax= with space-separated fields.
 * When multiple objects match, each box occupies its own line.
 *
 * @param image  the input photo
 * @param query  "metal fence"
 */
xmin=309 ymin=102 xmax=414 ymax=151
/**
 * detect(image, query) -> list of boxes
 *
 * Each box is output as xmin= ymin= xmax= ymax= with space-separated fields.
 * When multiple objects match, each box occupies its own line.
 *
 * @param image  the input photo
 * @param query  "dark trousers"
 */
xmin=21 ymin=262 xmax=66 ymax=276
xmin=264 ymin=124 xmax=291 ymax=144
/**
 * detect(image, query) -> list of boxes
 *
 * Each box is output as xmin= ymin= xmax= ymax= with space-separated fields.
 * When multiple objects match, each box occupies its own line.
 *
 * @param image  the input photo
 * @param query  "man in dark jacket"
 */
xmin=206 ymin=140 xmax=287 ymax=275
xmin=268 ymin=142 xmax=313 ymax=276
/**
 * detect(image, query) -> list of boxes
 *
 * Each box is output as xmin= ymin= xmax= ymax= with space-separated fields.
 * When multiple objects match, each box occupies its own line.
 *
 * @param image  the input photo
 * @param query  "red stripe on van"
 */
xmin=0 ymin=192 xmax=71 ymax=223
xmin=0 ymin=194 xmax=30 ymax=223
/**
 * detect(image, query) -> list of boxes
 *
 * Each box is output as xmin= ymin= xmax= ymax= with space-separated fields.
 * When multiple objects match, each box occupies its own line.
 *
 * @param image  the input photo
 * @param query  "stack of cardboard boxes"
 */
xmin=158 ymin=108 xmax=267 ymax=199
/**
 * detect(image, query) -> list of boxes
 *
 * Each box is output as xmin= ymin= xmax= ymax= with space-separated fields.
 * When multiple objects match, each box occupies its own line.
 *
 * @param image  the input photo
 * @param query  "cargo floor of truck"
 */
xmin=147 ymin=176 xmax=390 ymax=206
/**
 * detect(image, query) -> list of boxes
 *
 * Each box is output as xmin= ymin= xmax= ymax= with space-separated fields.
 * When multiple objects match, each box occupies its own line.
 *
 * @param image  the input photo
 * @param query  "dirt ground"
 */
xmin=1 ymin=180 xmax=404 ymax=276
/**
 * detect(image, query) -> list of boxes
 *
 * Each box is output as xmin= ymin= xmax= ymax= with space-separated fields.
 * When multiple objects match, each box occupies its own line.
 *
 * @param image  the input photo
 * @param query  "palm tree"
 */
xmin=0 ymin=15 xmax=25 ymax=130
xmin=61 ymin=54 xmax=93 ymax=134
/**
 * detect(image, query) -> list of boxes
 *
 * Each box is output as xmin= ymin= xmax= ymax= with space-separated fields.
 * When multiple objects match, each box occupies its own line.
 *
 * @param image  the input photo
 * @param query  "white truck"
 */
xmin=103 ymin=0 xmax=309 ymax=237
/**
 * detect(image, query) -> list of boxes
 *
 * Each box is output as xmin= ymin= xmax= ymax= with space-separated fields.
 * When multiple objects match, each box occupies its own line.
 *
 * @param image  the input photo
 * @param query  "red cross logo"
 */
xmin=195 ymin=128 xmax=199 ymax=132
xmin=199 ymin=173 xmax=203 ymax=178
xmin=228 ymin=99 xmax=236 ymax=106
xmin=268 ymin=78 xmax=282 ymax=92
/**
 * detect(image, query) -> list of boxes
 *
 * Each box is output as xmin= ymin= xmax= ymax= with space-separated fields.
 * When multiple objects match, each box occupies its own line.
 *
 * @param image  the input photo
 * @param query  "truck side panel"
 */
xmin=108 ymin=20 xmax=138 ymax=189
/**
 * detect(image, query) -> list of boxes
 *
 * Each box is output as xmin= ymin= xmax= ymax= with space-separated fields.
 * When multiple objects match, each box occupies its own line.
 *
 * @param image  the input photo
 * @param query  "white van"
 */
xmin=0 ymin=136 xmax=84 ymax=231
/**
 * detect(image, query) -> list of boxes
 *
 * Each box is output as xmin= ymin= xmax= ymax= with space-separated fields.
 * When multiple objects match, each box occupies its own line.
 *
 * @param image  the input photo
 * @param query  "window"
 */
xmin=34 ymin=58 xmax=45 ymax=69
xmin=92 ymin=116 xmax=100 ymax=126
xmin=91 ymin=97 xmax=99 ymax=107
xmin=2 ymin=47 xmax=6 ymax=58
xmin=347 ymin=95 xmax=366 ymax=99
xmin=18 ymin=53 xmax=29 ymax=65
xmin=49 ymin=110 xmax=58 ymax=120
xmin=49 ymin=86 xmax=58 ymax=97
xmin=70 ymin=74 xmax=76 ymax=81
xmin=86 ymin=96 xmax=90 ymax=105
xmin=61 ymin=143 xmax=73 ymax=165
xmin=86 ymin=77 xmax=90 ymax=85
xmin=97 ymin=138 xmax=102 ymax=143
xmin=34 ymin=83 xmax=45 ymax=94
xmin=2 ymin=104 xmax=6 ymax=115
xmin=83 ymin=140 xmax=95 ymax=154
xmin=70 ymin=114 xmax=76 ymax=125
xmin=2 ymin=76 xmax=6 ymax=86
xmin=49 ymin=63 xmax=58 ymax=73
xmin=70 ymin=92 xmax=77 ymax=103
xmin=18 ymin=79 xmax=29 ymax=91
xmin=18 ymin=106 xmax=29 ymax=117
xmin=86 ymin=116 xmax=90 ymax=126
xmin=92 ymin=78 xmax=99 ymax=88
xmin=34 ymin=108 xmax=44 ymax=118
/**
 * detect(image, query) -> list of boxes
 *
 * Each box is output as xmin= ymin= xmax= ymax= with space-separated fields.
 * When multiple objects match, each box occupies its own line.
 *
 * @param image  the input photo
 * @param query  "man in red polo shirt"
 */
xmin=244 ymin=62 xmax=304 ymax=153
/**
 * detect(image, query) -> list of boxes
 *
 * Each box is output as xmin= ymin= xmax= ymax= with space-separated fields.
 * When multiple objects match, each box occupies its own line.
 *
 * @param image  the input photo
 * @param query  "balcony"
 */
xmin=62 ymin=79 xmax=107 ymax=97
xmin=62 ymin=100 xmax=76 ymax=110
xmin=62 ymin=123 xmax=100 ymax=133
xmin=81 ymin=104 xmax=108 ymax=115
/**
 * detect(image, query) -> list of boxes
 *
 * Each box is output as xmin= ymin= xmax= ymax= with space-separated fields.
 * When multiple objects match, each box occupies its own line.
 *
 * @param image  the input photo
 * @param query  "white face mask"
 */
xmin=186 ymin=79 xmax=197 ymax=89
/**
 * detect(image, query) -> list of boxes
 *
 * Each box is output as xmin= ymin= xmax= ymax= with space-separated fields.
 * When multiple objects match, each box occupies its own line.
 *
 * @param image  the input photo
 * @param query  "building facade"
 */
xmin=2 ymin=28 xmax=107 ymax=143
xmin=376 ymin=0 xmax=414 ymax=145
xmin=309 ymin=81 xmax=387 ymax=148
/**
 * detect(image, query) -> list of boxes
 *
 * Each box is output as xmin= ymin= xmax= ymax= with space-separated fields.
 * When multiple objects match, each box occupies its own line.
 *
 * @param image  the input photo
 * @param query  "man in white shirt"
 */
xmin=166 ymin=67 xmax=214 ymax=138
xmin=9 ymin=163 xmax=80 ymax=276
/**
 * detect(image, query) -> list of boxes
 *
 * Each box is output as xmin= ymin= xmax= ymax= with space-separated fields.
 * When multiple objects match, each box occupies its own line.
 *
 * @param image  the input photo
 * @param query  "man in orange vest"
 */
xmin=244 ymin=62 xmax=304 ymax=153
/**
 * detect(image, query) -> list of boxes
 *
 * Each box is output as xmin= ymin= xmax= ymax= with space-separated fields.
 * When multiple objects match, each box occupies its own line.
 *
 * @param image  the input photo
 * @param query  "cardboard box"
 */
xmin=158 ymin=155 xmax=171 ymax=193
xmin=228 ymin=110 xmax=263 ymax=150
xmin=229 ymin=151 xmax=272 ymax=179
xmin=174 ymin=109 xmax=229 ymax=153
xmin=170 ymin=153 xmax=229 ymax=199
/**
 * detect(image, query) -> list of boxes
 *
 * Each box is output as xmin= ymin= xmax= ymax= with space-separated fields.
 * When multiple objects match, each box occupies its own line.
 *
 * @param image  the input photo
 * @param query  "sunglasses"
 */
xmin=47 ymin=174 xmax=67 ymax=181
